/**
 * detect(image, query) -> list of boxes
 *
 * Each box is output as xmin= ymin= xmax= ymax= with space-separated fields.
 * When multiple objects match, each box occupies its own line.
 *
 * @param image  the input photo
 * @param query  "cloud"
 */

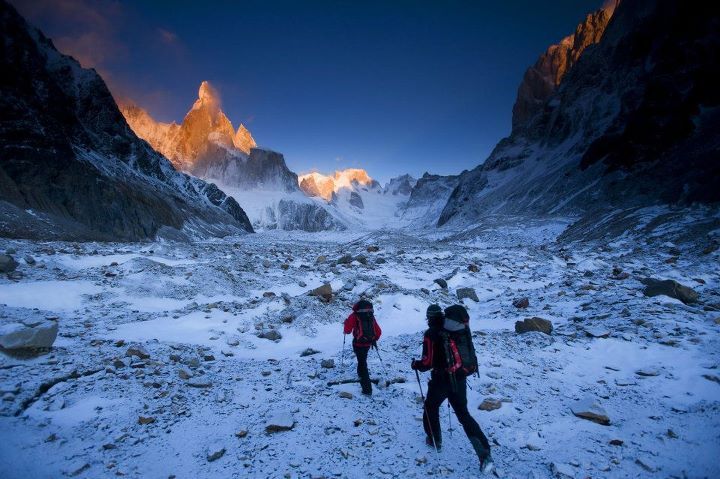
xmin=158 ymin=28 xmax=178 ymax=45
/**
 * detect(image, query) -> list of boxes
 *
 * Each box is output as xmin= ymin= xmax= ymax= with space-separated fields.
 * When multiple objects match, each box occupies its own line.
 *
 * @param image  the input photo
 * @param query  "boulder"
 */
xmin=468 ymin=264 xmax=480 ymax=273
xmin=206 ymin=445 xmax=226 ymax=462
xmin=478 ymin=398 xmax=502 ymax=411
xmin=515 ymin=317 xmax=553 ymax=335
xmin=321 ymin=359 xmax=335 ymax=369
xmin=337 ymin=254 xmax=353 ymax=265
xmin=513 ymin=297 xmax=530 ymax=309
xmin=24 ymin=255 xmax=36 ymax=265
xmin=300 ymin=348 xmax=320 ymax=357
xmin=265 ymin=412 xmax=295 ymax=433
xmin=0 ymin=318 xmax=58 ymax=350
xmin=0 ymin=255 xmax=18 ymax=273
xmin=308 ymin=283 xmax=333 ymax=302
xmin=339 ymin=391 xmax=353 ymax=399
xmin=571 ymin=397 xmax=610 ymax=425
xmin=640 ymin=278 xmax=699 ymax=304
xmin=126 ymin=346 xmax=150 ymax=360
xmin=367 ymin=245 xmax=380 ymax=253
xmin=457 ymin=287 xmax=479 ymax=302
xmin=585 ymin=327 xmax=610 ymax=338
xmin=433 ymin=278 xmax=448 ymax=289
xmin=259 ymin=330 xmax=282 ymax=341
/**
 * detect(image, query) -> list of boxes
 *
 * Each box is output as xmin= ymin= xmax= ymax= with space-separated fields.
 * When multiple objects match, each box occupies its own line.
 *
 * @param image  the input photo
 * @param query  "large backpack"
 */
xmin=443 ymin=305 xmax=479 ymax=375
xmin=357 ymin=311 xmax=376 ymax=344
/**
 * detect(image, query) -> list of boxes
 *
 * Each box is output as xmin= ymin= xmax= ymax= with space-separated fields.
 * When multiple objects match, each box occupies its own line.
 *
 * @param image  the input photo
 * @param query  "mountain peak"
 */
xmin=198 ymin=81 xmax=219 ymax=104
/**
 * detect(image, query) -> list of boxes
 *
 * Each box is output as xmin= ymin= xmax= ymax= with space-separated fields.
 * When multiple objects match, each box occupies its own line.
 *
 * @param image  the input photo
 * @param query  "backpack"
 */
xmin=357 ymin=312 xmax=376 ymax=344
xmin=442 ymin=305 xmax=479 ymax=375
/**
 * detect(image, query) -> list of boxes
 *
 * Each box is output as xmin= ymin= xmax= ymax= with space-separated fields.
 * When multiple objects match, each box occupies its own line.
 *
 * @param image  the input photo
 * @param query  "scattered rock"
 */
xmin=308 ymin=283 xmax=333 ymax=302
xmin=513 ymin=297 xmax=530 ymax=309
xmin=339 ymin=391 xmax=353 ymax=399
xmin=571 ymin=397 xmax=610 ymax=425
xmin=259 ymin=330 xmax=282 ymax=341
xmin=0 ymin=255 xmax=18 ymax=273
xmin=468 ymin=264 xmax=480 ymax=272
xmin=262 ymin=291 xmax=276 ymax=298
xmin=585 ymin=327 xmax=610 ymax=339
xmin=457 ymin=287 xmax=479 ymax=302
xmin=635 ymin=368 xmax=660 ymax=377
xmin=635 ymin=458 xmax=657 ymax=473
xmin=551 ymin=462 xmax=576 ymax=478
xmin=187 ymin=379 xmax=212 ymax=388
xmin=515 ymin=317 xmax=553 ymax=335
xmin=125 ymin=346 xmax=150 ymax=360
xmin=609 ymin=439 xmax=623 ymax=446
xmin=640 ymin=278 xmax=699 ymax=304
xmin=24 ymin=255 xmax=36 ymax=265
xmin=206 ymin=445 xmax=226 ymax=462
xmin=337 ymin=254 xmax=353 ymax=265
xmin=702 ymin=374 xmax=720 ymax=384
xmin=178 ymin=368 xmax=193 ymax=380
xmin=300 ymin=348 xmax=320 ymax=357
xmin=0 ymin=317 xmax=58 ymax=350
xmin=478 ymin=398 xmax=502 ymax=411
xmin=367 ymin=245 xmax=380 ymax=253
xmin=5 ymin=248 xmax=16 ymax=255
xmin=433 ymin=278 xmax=448 ymax=289
xmin=355 ymin=255 xmax=367 ymax=265
xmin=262 ymin=259 xmax=271 ymax=268
xmin=280 ymin=263 xmax=290 ymax=270
xmin=235 ymin=430 xmax=248 ymax=438
xmin=375 ymin=257 xmax=386 ymax=264
xmin=315 ymin=255 xmax=326 ymax=264
xmin=226 ymin=337 xmax=240 ymax=347
xmin=265 ymin=412 xmax=295 ymax=433
xmin=321 ymin=359 xmax=335 ymax=369
xmin=65 ymin=462 xmax=91 ymax=477
xmin=138 ymin=416 xmax=155 ymax=425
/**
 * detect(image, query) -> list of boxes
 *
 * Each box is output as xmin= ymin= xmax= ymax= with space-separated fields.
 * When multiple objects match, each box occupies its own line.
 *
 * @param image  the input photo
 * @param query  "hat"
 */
xmin=354 ymin=299 xmax=374 ymax=314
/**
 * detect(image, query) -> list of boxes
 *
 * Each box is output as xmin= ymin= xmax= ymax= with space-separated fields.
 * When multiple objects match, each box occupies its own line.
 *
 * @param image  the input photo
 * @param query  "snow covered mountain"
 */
xmin=437 ymin=0 xmax=720 ymax=237
xmin=121 ymin=83 xmax=346 ymax=232
xmin=0 ymin=1 xmax=253 ymax=241
xmin=298 ymin=169 xmax=420 ymax=229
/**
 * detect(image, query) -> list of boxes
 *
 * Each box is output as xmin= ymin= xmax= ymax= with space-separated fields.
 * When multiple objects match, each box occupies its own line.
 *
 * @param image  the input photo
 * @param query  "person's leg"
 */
xmin=354 ymin=346 xmax=371 ymax=394
xmin=423 ymin=376 xmax=447 ymax=447
xmin=448 ymin=374 xmax=491 ymax=456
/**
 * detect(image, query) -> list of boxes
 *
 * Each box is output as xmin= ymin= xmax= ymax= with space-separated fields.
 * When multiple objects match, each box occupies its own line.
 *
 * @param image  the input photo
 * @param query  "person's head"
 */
xmin=354 ymin=299 xmax=374 ymax=319
xmin=444 ymin=304 xmax=469 ymax=331
xmin=426 ymin=304 xmax=444 ymax=328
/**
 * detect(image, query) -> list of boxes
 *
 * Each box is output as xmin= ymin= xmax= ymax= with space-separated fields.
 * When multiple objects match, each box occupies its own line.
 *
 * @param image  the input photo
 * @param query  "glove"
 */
xmin=411 ymin=359 xmax=418 ymax=370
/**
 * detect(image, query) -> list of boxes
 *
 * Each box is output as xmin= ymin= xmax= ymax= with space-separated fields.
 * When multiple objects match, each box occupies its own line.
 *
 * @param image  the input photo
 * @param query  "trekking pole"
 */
xmin=415 ymin=368 xmax=439 ymax=455
xmin=341 ymin=334 xmax=346 ymax=367
xmin=447 ymin=402 xmax=453 ymax=438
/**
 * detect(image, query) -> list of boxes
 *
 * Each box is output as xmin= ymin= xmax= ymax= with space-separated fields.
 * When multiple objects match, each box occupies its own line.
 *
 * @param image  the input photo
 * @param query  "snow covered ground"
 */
xmin=0 ymin=221 xmax=718 ymax=478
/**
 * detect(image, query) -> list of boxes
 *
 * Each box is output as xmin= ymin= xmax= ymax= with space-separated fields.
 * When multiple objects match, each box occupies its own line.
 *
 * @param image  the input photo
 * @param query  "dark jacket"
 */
xmin=412 ymin=327 xmax=467 ymax=375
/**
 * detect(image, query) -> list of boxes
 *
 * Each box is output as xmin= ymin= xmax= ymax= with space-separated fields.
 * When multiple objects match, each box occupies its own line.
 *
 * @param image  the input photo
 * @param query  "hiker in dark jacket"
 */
xmin=411 ymin=304 xmax=494 ymax=473
xmin=343 ymin=299 xmax=382 ymax=395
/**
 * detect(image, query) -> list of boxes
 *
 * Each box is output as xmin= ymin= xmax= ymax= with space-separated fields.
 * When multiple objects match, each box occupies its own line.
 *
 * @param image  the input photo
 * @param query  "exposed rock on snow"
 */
xmin=571 ymin=397 xmax=611 ymax=426
xmin=300 ymin=348 xmax=320 ymax=357
xmin=640 ymin=278 xmax=699 ymax=304
xmin=308 ymin=283 xmax=333 ymax=302
xmin=457 ymin=287 xmax=479 ymax=302
xmin=515 ymin=317 xmax=553 ymax=335
xmin=0 ymin=316 xmax=58 ymax=350
xmin=478 ymin=398 xmax=502 ymax=411
xmin=321 ymin=359 xmax=335 ymax=369
xmin=265 ymin=412 xmax=295 ymax=433
xmin=125 ymin=346 xmax=150 ymax=360
xmin=0 ymin=255 xmax=18 ymax=273
xmin=513 ymin=297 xmax=530 ymax=309
xmin=434 ymin=278 xmax=448 ymax=289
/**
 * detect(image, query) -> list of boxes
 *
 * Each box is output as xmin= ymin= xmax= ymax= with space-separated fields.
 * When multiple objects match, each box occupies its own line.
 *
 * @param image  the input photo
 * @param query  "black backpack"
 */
xmin=442 ymin=305 xmax=479 ymax=375
xmin=357 ymin=312 xmax=376 ymax=344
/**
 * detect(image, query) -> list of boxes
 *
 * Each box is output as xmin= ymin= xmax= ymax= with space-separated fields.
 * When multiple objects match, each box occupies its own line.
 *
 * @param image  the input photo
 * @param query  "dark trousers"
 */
xmin=423 ymin=372 xmax=490 ymax=455
xmin=353 ymin=345 xmax=371 ymax=393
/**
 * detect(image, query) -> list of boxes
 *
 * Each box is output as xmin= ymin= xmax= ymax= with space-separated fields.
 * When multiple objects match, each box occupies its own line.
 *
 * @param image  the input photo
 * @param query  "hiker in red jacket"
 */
xmin=343 ymin=299 xmax=382 ymax=395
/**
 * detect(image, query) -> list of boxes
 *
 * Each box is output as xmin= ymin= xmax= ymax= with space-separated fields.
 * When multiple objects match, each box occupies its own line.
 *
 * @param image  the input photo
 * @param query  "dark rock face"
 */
xmin=439 ymin=0 xmax=720 ymax=231
xmin=349 ymin=192 xmax=364 ymax=209
xmin=641 ymin=278 xmax=699 ymax=304
xmin=204 ymin=148 xmax=300 ymax=193
xmin=0 ymin=2 xmax=253 ymax=241
xmin=515 ymin=317 xmax=553 ymax=335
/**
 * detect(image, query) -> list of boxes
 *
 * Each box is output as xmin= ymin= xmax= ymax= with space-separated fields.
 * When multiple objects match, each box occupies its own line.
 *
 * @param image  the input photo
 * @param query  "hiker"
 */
xmin=343 ymin=299 xmax=382 ymax=395
xmin=411 ymin=304 xmax=494 ymax=473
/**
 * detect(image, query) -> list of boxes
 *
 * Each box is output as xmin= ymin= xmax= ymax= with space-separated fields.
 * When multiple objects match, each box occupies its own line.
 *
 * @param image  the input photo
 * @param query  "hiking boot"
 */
xmin=361 ymin=389 xmax=372 ymax=396
xmin=425 ymin=436 xmax=441 ymax=451
xmin=480 ymin=454 xmax=494 ymax=474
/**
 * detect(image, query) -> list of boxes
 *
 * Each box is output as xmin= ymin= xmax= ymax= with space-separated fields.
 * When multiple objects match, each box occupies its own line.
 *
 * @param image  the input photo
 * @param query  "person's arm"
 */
xmin=411 ymin=334 xmax=433 ymax=371
xmin=343 ymin=314 xmax=355 ymax=335
xmin=373 ymin=319 xmax=382 ymax=341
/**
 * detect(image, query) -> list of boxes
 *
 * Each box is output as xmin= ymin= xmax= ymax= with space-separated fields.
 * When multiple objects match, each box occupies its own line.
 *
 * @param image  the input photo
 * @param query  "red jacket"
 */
xmin=343 ymin=311 xmax=382 ymax=348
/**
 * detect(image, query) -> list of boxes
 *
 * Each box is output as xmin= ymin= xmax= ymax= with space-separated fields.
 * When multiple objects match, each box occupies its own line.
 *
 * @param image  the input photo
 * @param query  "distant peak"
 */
xmin=198 ymin=81 xmax=220 ymax=104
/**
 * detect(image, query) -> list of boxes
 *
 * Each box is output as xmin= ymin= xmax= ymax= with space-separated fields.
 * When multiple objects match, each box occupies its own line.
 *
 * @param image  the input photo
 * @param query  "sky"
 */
xmin=13 ymin=0 xmax=603 ymax=184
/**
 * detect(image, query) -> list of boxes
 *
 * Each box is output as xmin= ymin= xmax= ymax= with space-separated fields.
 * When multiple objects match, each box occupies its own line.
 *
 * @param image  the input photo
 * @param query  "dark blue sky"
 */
xmin=16 ymin=0 xmax=602 ymax=183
